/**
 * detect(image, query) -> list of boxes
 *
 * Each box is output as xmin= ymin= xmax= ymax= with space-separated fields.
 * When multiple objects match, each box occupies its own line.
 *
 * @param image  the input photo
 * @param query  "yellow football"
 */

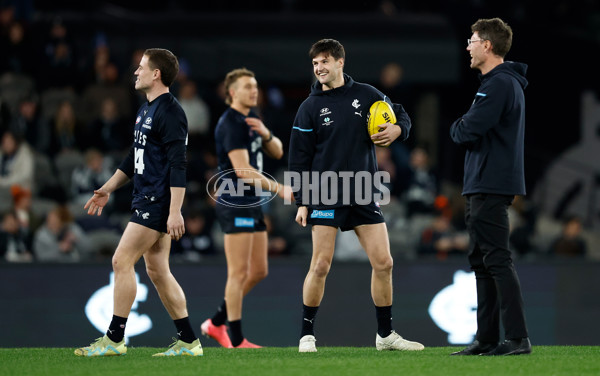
xmin=367 ymin=100 xmax=396 ymax=138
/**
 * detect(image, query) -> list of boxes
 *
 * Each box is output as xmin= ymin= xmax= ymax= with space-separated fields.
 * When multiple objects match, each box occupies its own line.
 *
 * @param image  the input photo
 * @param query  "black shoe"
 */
xmin=450 ymin=340 xmax=498 ymax=355
xmin=481 ymin=338 xmax=532 ymax=356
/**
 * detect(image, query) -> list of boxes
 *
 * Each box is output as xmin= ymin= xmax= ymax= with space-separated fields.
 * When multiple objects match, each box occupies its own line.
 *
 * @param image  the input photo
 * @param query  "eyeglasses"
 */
xmin=467 ymin=39 xmax=486 ymax=46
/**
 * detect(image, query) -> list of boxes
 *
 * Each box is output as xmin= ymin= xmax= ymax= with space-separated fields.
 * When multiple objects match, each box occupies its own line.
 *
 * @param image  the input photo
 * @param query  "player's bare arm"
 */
xmin=167 ymin=187 xmax=185 ymax=241
xmin=295 ymin=206 xmax=308 ymax=227
xmin=245 ymin=117 xmax=284 ymax=160
xmin=84 ymin=169 xmax=131 ymax=216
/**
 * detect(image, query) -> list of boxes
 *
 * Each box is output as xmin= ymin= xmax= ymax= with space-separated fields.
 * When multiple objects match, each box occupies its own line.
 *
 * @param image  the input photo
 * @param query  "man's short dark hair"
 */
xmin=144 ymin=48 xmax=179 ymax=87
xmin=309 ymin=39 xmax=345 ymax=60
xmin=471 ymin=18 xmax=513 ymax=58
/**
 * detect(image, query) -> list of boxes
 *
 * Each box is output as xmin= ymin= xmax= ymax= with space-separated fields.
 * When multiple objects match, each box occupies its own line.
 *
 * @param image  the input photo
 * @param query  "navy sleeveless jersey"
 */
xmin=214 ymin=108 xmax=263 ymax=205
xmin=129 ymin=92 xmax=188 ymax=207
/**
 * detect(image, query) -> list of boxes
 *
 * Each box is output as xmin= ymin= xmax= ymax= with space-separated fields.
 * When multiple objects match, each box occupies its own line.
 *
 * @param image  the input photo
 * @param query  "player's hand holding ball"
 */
xmin=367 ymin=100 xmax=402 ymax=147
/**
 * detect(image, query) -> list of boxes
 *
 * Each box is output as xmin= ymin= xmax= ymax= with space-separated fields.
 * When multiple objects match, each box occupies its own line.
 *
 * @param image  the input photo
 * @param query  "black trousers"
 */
xmin=465 ymin=193 xmax=528 ymax=342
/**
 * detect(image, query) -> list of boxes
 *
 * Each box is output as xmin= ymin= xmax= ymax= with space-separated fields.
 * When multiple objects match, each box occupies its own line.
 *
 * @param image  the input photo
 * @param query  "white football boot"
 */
xmin=299 ymin=335 xmax=317 ymax=353
xmin=376 ymin=331 xmax=424 ymax=351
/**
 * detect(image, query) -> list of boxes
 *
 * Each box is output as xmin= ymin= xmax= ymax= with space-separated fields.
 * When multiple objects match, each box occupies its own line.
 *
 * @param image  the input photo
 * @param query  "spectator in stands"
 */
xmin=0 ymin=129 xmax=34 ymax=190
xmin=0 ymin=20 xmax=34 ymax=75
xmin=375 ymin=146 xmax=399 ymax=198
xmin=185 ymin=148 xmax=214 ymax=201
xmin=378 ymin=62 xmax=414 ymax=182
xmin=80 ymin=62 xmax=132 ymax=126
xmin=404 ymin=146 xmax=438 ymax=217
xmin=178 ymin=80 xmax=210 ymax=146
xmin=70 ymin=148 xmax=114 ymax=208
xmin=9 ymin=95 xmax=44 ymax=150
xmin=171 ymin=209 xmax=215 ymax=261
xmin=0 ymin=101 xmax=11 ymax=135
xmin=508 ymin=196 xmax=538 ymax=256
xmin=39 ymin=18 xmax=78 ymax=90
xmin=86 ymin=97 xmax=131 ymax=155
xmin=33 ymin=204 xmax=91 ymax=262
xmin=0 ymin=210 xmax=33 ymax=262
xmin=46 ymin=100 xmax=86 ymax=157
xmin=549 ymin=215 xmax=587 ymax=258
xmin=11 ymin=184 xmax=40 ymax=248
xmin=418 ymin=212 xmax=469 ymax=260
xmin=0 ymin=4 xmax=15 ymax=35
xmin=379 ymin=62 xmax=413 ymax=114
xmin=205 ymin=80 xmax=228 ymax=129
xmin=88 ymin=42 xmax=111 ymax=84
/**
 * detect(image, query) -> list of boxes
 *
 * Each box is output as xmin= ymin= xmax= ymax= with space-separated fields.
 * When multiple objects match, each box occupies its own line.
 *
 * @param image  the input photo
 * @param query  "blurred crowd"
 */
xmin=0 ymin=2 xmax=595 ymax=264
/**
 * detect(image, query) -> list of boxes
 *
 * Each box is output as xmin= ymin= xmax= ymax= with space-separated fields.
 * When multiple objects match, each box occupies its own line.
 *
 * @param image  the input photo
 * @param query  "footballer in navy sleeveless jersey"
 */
xmin=214 ymin=107 xmax=263 ymax=206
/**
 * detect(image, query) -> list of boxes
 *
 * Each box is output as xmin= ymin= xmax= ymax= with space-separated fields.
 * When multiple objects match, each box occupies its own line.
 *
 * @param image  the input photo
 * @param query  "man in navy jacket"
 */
xmin=289 ymin=38 xmax=423 ymax=353
xmin=450 ymin=18 xmax=531 ymax=356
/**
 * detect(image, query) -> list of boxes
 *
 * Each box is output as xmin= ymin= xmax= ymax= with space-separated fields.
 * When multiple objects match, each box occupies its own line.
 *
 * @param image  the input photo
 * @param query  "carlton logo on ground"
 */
xmin=428 ymin=270 xmax=477 ymax=344
xmin=85 ymin=272 xmax=152 ymax=344
xmin=206 ymin=168 xmax=279 ymax=208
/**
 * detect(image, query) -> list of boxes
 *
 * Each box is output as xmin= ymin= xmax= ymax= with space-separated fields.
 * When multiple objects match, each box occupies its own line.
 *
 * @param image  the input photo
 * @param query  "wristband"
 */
xmin=264 ymin=130 xmax=273 ymax=143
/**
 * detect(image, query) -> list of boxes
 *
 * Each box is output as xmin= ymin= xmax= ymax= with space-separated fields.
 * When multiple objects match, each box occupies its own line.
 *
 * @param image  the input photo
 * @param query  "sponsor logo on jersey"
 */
xmin=234 ymin=217 xmax=255 ymax=228
xmin=319 ymin=108 xmax=331 ymax=116
xmin=310 ymin=209 xmax=335 ymax=219
xmin=144 ymin=117 xmax=152 ymax=125
xmin=322 ymin=117 xmax=334 ymax=126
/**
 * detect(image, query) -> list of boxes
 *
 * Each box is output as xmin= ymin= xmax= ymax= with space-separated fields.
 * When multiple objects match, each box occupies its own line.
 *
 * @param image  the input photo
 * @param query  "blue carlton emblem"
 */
xmin=234 ymin=217 xmax=255 ymax=228
xmin=311 ymin=210 xmax=335 ymax=219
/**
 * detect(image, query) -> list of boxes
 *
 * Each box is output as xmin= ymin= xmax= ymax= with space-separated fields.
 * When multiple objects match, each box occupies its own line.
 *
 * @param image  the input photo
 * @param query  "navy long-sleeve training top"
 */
xmin=289 ymin=74 xmax=411 ymax=208
xmin=450 ymin=61 xmax=528 ymax=196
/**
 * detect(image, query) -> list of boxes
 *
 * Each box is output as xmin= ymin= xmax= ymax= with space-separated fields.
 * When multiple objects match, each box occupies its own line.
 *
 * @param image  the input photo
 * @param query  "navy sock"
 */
xmin=211 ymin=300 xmax=227 ymax=326
xmin=174 ymin=317 xmax=197 ymax=344
xmin=301 ymin=305 xmax=319 ymax=337
xmin=106 ymin=315 xmax=127 ymax=343
xmin=375 ymin=305 xmax=393 ymax=338
xmin=229 ymin=320 xmax=243 ymax=347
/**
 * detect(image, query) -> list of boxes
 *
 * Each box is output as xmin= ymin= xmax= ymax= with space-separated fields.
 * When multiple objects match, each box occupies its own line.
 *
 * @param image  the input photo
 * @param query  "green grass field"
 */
xmin=1 ymin=346 xmax=598 ymax=376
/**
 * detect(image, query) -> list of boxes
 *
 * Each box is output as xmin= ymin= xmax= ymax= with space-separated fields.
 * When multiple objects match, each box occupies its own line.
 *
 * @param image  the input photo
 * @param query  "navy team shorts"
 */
xmin=130 ymin=200 xmax=170 ymax=233
xmin=307 ymin=202 xmax=385 ymax=231
xmin=215 ymin=202 xmax=267 ymax=234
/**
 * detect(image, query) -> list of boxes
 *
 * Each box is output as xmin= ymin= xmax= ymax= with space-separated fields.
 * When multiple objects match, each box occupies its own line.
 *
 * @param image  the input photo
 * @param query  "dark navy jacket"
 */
xmin=450 ymin=62 xmax=528 ymax=196
xmin=289 ymin=74 xmax=411 ymax=208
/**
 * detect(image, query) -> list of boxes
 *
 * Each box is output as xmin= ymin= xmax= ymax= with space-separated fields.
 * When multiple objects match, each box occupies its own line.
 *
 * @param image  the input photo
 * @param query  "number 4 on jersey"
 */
xmin=134 ymin=148 xmax=145 ymax=174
